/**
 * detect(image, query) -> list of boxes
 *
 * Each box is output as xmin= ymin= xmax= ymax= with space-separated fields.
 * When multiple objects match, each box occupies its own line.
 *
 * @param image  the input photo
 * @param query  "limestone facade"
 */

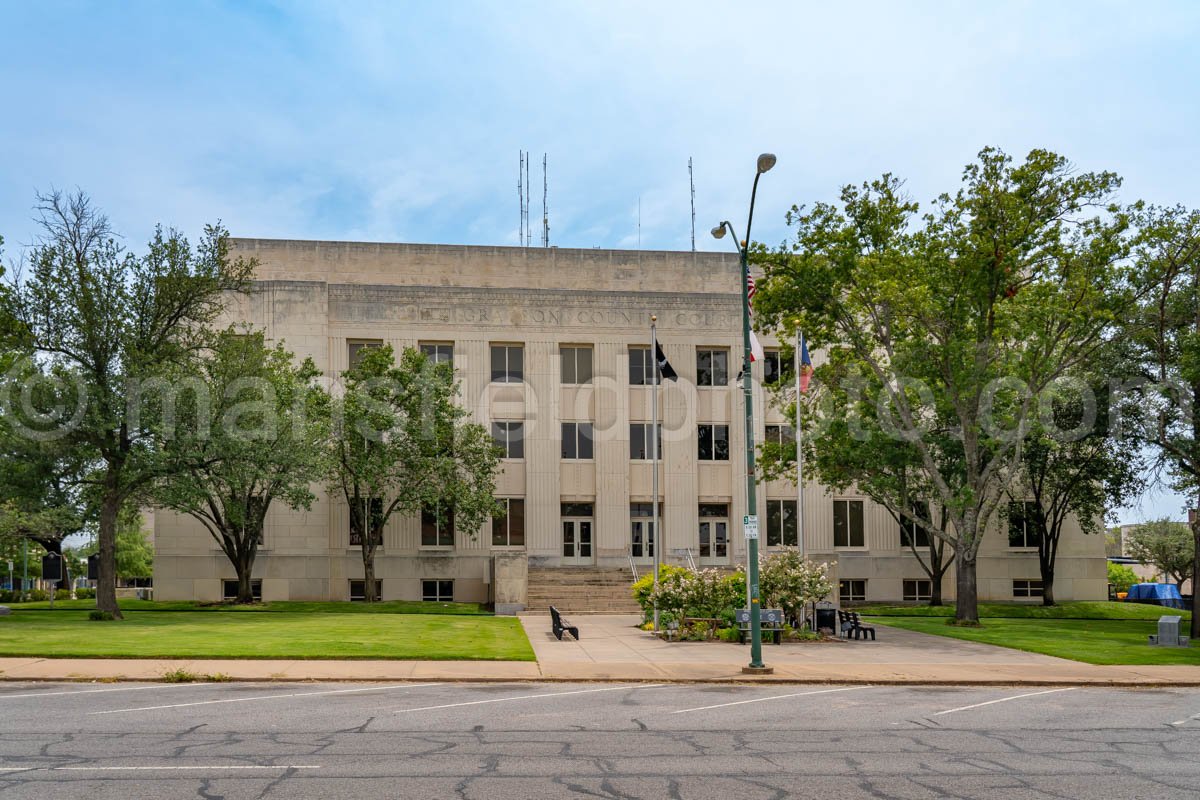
xmin=151 ymin=239 xmax=1107 ymax=607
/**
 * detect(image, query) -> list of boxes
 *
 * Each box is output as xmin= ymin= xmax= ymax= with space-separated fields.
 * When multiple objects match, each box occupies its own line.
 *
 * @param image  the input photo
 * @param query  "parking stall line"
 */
xmin=0 ymin=683 xmax=216 ymax=700
xmin=393 ymin=684 xmax=666 ymax=714
xmin=933 ymin=687 xmax=1076 ymax=716
xmin=90 ymin=683 xmax=443 ymax=715
xmin=1170 ymin=711 xmax=1200 ymax=726
xmin=671 ymin=686 xmax=865 ymax=714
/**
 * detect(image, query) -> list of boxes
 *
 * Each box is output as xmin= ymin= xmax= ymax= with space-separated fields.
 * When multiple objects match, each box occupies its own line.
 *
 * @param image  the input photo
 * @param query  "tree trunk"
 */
xmin=1042 ymin=569 xmax=1056 ymax=607
xmin=1192 ymin=493 xmax=1199 ymax=641
xmin=954 ymin=541 xmax=979 ymax=624
xmin=97 ymin=486 xmax=123 ymax=619
xmin=235 ymin=552 xmax=256 ymax=604
xmin=362 ymin=549 xmax=376 ymax=603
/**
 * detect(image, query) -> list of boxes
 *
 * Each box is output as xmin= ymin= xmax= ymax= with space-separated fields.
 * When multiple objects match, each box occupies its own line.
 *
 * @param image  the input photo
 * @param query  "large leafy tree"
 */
xmin=755 ymin=148 xmax=1137 ymax=623
xmin=1128 ymin=205 xmax=1200 ymax=637
xmin=80 ymin=505 xmax=154 ymax=579
xmin=329 ymin=345 xmax=500 ymax=602
xmin=1126 ymin=518 xmax=1195 ymax=588
xmin=4 ymin=191 xmax=254 ymax=617
xmin=1015 ymin=379 xmax=1144 ymax=605
xmin=150 ymin=330 xmax=328 ymax=603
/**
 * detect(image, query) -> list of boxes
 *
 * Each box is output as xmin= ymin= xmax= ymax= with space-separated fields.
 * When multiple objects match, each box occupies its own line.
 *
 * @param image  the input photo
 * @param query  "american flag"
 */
xmin=745 ymin=264 xmax=756 ymax=303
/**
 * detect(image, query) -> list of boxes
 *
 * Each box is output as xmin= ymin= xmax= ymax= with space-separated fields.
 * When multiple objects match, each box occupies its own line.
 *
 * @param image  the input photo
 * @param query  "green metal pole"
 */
xmin=740 ymin=239 xmax=764 ymax=670
xmin=21 ymin=537 xmax=28 ymax=602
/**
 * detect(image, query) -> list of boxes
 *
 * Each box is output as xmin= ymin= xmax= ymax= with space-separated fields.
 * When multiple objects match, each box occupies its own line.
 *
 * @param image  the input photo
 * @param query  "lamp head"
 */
xmin=756 ymin=153 xmax=777 ymax=174
xmin=710 ymin=223 xmax=727 ymax=240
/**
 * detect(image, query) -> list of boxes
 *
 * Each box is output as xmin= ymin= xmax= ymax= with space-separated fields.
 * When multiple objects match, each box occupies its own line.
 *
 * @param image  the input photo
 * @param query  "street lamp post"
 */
xmin=712 ymin=152 xmax=776 ymax=673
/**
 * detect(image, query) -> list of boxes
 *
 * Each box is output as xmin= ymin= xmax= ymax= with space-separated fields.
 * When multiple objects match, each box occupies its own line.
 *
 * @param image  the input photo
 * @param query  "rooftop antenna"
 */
xmin=689 ymin=157 xmax=696 ymax=252
xmin=518 ymin=151 xmax=524 ymax=246
xmin=541 ymin=153 xmax=549 ymax=247
xmin=638 ymin=196 xmax=642 ymax=249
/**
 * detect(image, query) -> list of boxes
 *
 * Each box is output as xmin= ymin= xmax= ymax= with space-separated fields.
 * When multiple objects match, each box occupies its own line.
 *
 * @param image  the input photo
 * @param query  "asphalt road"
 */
xmin=2 ymin=680 xmax=1199 ymax=799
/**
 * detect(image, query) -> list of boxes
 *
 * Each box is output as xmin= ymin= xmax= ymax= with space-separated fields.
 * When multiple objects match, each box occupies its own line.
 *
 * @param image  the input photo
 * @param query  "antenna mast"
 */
xmin=689 ymin=157 xmax=696 ymax=252
xmin=518 ymin=151 xmax=525 ymax=246
xmin=541 ymin=153 xmax=549 ymax=247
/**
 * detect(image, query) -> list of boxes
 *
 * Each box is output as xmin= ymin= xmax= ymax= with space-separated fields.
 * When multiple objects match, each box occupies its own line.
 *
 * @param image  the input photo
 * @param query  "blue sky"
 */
xmin=1 ymin=0 xmax=1197 ymax=522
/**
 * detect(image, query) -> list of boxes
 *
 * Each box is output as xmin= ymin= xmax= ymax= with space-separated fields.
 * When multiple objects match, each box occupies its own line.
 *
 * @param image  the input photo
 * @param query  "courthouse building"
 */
xmin=152 ymin=239 xmax=1107 ymax=609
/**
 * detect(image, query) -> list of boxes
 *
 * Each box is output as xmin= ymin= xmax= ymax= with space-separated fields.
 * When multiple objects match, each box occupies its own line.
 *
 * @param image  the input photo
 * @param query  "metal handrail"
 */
xmin=627 ymin=549 xmax=639 ymax=581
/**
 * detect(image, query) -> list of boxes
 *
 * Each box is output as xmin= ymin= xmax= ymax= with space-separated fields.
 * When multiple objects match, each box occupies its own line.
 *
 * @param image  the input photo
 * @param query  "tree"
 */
xmin=80 ymin=505 xmax=153 ymax=579
xmin=4 ymin=191 xmax=254 ymax=617
xmin=1107 ymin=561 xmax=1138 ymax=595
xmin=755 ymin=148 xmax=1137 ymax=624
xmin=1126 ymin=518 xmax=1194 ymax=588
xmin=329 ymin=345 xmax=500 ymax=602
xmin=1016 ymin=380 xmax=1144 ymax=605
xmin=1128 ymin=205 xmax=1200 ymax=637
xmin=150 ymin=330 xmax=328 ymax=603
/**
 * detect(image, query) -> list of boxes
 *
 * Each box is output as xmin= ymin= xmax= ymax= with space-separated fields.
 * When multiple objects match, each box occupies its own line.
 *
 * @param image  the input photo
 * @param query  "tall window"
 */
xmin=492 ymin=498 xmax=525 ymax=547
xmin=490 ymin=344 xmax=523 ymax=383
xmin=629 ymin=347 xmax=653 ymax=386
xmin=422 ymin=579 xmax=453 ymax=602
xmin=839 ymin=579 xmax=866 ymax=603
xmin=697 ymin=349 xmax=728 ymax=386
xmin=1008 ymin=500 xmax=1039 ymax=548
xmin=697 ymin=424 xmax=730 ymax=461
xmin=903 ymin=579 xmax=931 ymax=602
xmin=629 ymin=423 xmax=663 ymax=460
xmin=763 ymin=350 xmax=781 ymax=385
xmin=421 ymin=505 xmax=454 ymax=547
xmin=765 ymin=424 xmax=794 ymax=445
xmin=561 ymin=346 xmax=593 ymax=385
xmin=630 ymin=502 xmax=657 ymax=558
xmin=766 ymin=499 xmax=798 ymax=547
xmin=900 ymin=501 xmax=931 ymax=548
xmin=561 ymin=422 xmax=594 ymax=460
xmin=1013 ymin=579 xmax=1044 ymax=598
xmin=492 ymin=421 xmax=524 ymax=459
xmin=348 ymin=497 xmax=383 ymax=547
xmin=348 ymin=339 xmax=383 ymax=368
xmin=419 ymin=342 xmax=453 ymax=366
xmin=833 ymin=499 xmax=865 ymax=547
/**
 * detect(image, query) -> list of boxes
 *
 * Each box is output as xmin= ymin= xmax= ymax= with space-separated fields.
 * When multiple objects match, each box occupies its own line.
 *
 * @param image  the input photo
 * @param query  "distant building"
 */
xmin=152 ymin=240 xmax=1107 ymax=609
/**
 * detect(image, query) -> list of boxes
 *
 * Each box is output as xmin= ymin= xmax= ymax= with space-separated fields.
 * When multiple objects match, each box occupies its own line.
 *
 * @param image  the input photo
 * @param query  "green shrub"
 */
xmin=716 ymin=627 xmax=741 ymax=643
xmin=1107 ymin=562 xmax=1139 ymax=594
xmin=88 ymin=610 xmax=115 ymax=621
xmin=26 ymin=589 xmax=48 ymax=602
xmin=631 ymin=564 xmax=692 ymax=614
xmin=75 ymin=587 xmax=96 ymax=599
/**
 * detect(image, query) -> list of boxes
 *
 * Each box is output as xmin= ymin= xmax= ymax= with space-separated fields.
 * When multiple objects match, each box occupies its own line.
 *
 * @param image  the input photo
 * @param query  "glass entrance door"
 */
xmin=560 ymin=503 xmax=594 ymax=565
xmin=698 ymin=503 xmax=730 ymax=565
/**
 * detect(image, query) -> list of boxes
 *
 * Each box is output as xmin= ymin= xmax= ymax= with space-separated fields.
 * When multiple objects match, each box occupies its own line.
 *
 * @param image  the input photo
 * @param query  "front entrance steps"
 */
xmin=525 ymin=566 xmax=642 ymax=614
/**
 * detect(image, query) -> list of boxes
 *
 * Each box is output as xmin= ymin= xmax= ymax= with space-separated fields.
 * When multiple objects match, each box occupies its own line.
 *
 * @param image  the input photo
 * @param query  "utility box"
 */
xmin=814 ymin=601 xmax=837 ymax=635
xmin=1149 ymin=615 xmax=1190 ymax=647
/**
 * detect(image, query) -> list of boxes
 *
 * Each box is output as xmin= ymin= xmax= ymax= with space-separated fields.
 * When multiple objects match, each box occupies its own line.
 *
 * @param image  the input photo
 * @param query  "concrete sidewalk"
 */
xmin=1 ymin=615 xmax=1197 ymax=685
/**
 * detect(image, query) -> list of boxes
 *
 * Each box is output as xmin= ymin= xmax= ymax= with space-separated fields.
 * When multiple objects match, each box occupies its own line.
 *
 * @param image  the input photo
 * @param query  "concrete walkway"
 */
xmin=1 ymin=615 xmax=1197 ymax=685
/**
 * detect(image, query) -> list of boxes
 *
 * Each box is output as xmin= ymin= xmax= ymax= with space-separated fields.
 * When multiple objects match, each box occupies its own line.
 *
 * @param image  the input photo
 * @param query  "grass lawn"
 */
xmin=857 ymin=601 xmax=1191 ymax=621
xmin=5 ymin=599 xmax=491 ymax=615
xmin=867 ymin=612 xmax=1199 ymax=666
xmin=0 ymin=610 xmax=535 ymax=661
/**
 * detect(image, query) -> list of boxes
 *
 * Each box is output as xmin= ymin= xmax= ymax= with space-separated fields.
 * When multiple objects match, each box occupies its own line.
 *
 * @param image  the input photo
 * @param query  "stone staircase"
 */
xmin=525 ymin=566 xmax=642 ymax=614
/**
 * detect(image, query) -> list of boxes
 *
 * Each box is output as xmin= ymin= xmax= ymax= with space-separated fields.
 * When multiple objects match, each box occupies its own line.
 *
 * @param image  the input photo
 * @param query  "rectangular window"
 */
xmin=630 ymin=502 xmax=658 ymax=559
xmin=900 ymin=501 xmax=931 ymax=549
xmin=763 ymin=350 xmax=781 ymax=385
xmin=1013 ymin=579 xmax=1044 ymax=598
xmin=1008 ymin=501 xmax=1039 ymax=548
xmin=490 ymin=344 xmax=523 ymax=383
xmin=903 ymin=579 xmax=932 ymax=602
xmin=492 ymin=498 xmax=525 ymax=547
xmin=696 ymin=349 xmax=729 ymax=387
xmin=347 ymin=339 xmax=383 ymax=368
xmin=348 ymin=497 xmax=384 ymax=547
xmin=697 ymin=424 xmax=730 ymax=461
xmin=419 ymin=342 xmax=454 ymax=366
xmin=421 ymin=505 xmax=455 ymax=547
xmin=561 ymin=346 xmax=593 ymax=385
xmin=629 ymin=347 xmax=653 ymax=386
xmin=422 ymin=579 xmax=454 ymax=602
xmin=562 ymin=502 xmax=595 ymax=517
xmin=222 ymin=579 xmax=262 ymax=601
xmin=764 ymin=424 xmax=795 ymax=446
xmin=833 ymin=499 xmax=865 ymax=547
xmin=766 ymin=499 xmax=798 ymax=547
xmin=492 ymin=421 xmax=524 ymax=459
xmin=561 ymin=422 xmax=595 ymax=460
xmin=839 ymin=579 xmax=866 ymax=603
xmin=349 ymin=579 xmax=383 ymax=602
xmin=629 ymin=423 xmax=663 ymax=461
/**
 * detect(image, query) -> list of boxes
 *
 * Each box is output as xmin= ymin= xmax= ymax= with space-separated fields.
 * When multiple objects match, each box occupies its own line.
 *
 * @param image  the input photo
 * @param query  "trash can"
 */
xmin=815 ymin=602 xmax=837 ymax=634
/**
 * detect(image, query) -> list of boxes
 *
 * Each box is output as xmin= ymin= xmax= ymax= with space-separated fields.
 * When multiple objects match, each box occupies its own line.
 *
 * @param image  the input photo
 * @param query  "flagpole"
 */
xmin=796 ymin=330 xmax=806 ymax=559
xmin=651 ymin=315 xmax=661 ymax=632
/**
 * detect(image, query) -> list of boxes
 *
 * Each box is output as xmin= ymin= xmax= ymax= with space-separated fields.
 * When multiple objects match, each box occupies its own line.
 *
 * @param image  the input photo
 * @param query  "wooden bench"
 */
xmin=549 ymin=606 xmax=580 ymax=641
xmin=735 ymin=608 xmax=786 ymax=645
xmin=838 ymin=609 xmax=876 ymax=641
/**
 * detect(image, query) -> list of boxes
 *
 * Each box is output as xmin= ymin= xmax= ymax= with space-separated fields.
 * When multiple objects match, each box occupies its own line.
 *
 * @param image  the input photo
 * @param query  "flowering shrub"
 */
xmin=759 ymin=552 xmax=835 ymax=624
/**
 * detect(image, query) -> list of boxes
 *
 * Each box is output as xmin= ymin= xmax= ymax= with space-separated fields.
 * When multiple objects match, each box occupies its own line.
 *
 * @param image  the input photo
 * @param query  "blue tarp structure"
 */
xmin=1126 ymin=583 xmax=1185 ymax=609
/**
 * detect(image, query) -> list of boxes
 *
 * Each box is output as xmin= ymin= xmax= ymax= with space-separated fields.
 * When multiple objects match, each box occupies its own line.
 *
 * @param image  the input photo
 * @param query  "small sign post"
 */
xmin=743 ymin=514 xmax=759 ymax=540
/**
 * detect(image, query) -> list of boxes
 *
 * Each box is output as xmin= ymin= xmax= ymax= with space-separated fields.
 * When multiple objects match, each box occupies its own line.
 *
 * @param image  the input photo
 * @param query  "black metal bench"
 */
xmin=838 ymin=609 xmax=876 ymax=641
xmin=735 ymin=608 xmax=786 ymax=645
xmin=549 ymin=606 xmax=579 ymax=641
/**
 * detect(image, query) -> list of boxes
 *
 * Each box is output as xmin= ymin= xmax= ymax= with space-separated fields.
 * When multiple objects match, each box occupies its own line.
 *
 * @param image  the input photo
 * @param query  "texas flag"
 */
xmin=798 ymin=334 xmax=813 ymax=393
